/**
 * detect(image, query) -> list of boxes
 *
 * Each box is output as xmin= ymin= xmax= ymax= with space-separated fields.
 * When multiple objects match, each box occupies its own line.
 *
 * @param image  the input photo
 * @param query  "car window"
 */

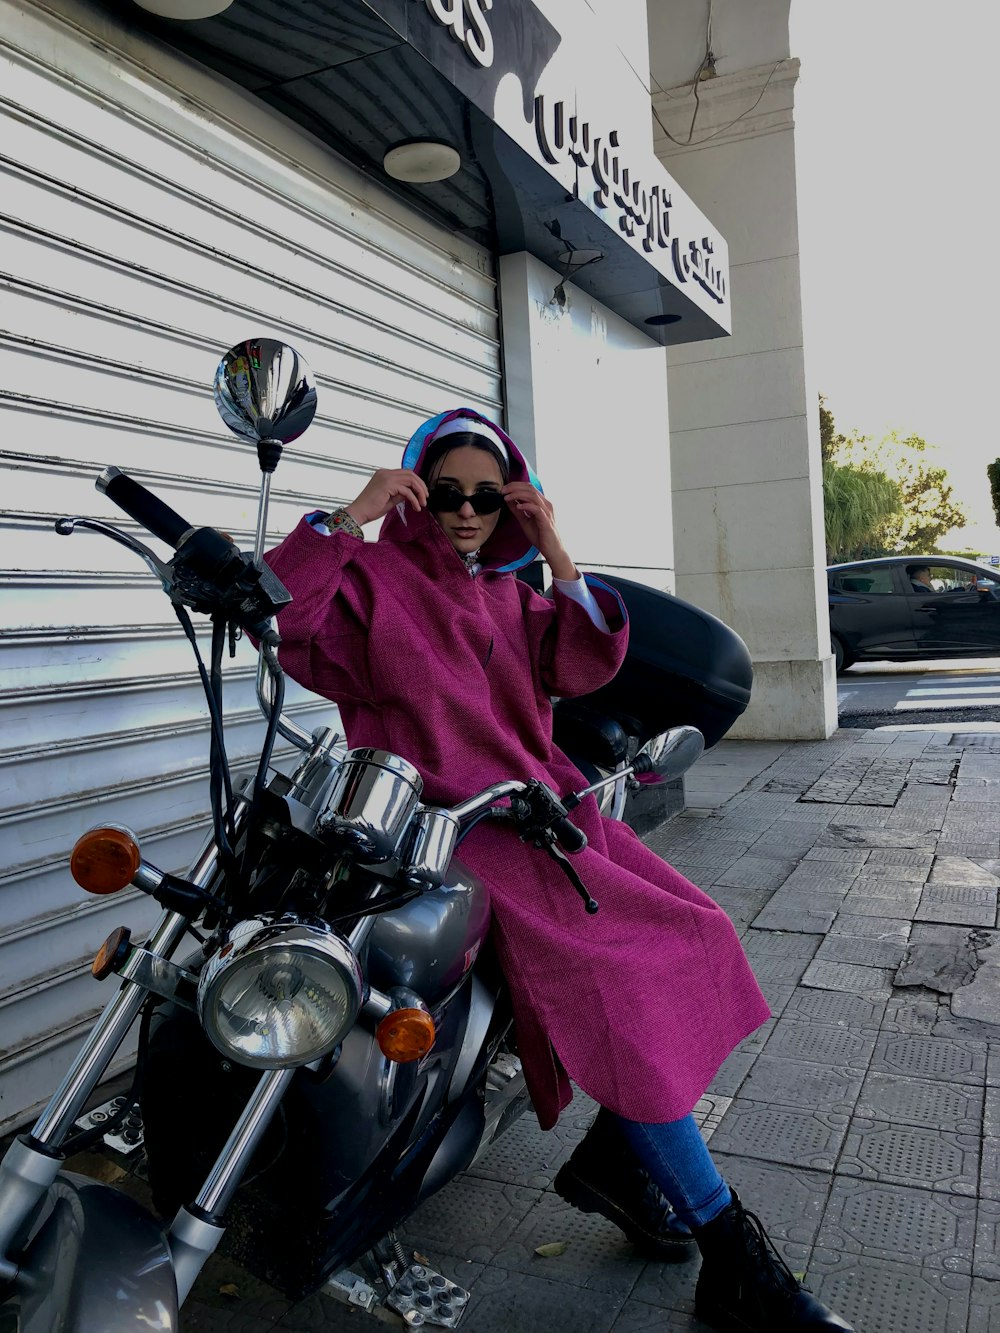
xmin=834 ymin=568 xmax=896 ymax=595
xmin=912 ymin=565 xmax=991 ymax=593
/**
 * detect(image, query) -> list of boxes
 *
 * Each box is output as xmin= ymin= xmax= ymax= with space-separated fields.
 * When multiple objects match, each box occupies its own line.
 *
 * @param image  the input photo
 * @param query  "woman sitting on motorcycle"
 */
xmin=264 ymin=408 xmax=852 ymax=1333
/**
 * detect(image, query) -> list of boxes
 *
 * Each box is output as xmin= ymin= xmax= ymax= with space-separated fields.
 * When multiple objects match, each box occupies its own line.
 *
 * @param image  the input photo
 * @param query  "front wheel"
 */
xmin=832 ymin=636 xmax=852 ymax=674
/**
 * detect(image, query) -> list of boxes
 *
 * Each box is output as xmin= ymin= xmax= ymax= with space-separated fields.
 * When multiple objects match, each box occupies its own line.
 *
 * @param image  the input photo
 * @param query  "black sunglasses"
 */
xmin=427 ymin=484 xmax=504 ymax=515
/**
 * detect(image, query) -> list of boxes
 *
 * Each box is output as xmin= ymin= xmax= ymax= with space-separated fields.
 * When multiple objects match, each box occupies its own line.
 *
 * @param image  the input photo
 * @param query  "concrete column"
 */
xmin=653 ymin=59 xmax=837 ymax=740
xmin=499 ymin=251 xmax=674 ymax=589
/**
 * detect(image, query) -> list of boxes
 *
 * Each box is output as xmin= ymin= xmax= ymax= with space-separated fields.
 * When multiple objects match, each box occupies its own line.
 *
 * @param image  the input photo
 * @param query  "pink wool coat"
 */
xmin=265 ymin=410 xmax=769 ymax=1129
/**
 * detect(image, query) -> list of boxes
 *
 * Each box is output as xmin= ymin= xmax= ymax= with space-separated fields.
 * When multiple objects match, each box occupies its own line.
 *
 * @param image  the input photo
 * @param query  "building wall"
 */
xmin=649 ymin=3 xmax=836 ymax=740
xmin=499 ymin=252 xmax=673 ymax=589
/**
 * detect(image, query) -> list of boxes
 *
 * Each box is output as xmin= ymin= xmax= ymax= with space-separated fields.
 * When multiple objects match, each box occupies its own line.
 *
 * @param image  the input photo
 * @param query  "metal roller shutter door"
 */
xmin=0 ymin=0 xmax=502 ymax=1134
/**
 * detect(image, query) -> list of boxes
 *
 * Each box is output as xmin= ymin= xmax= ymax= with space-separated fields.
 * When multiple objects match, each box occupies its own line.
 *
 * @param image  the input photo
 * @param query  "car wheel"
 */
xmin=832 ymin=637 xmax=851 ymax=673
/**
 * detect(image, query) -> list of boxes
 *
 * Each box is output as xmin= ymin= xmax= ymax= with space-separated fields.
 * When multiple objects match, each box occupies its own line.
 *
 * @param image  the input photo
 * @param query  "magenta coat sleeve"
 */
xmin=263 ymin=518 xmax=374 ymax=705
xmin=517 ymin=577 xmax=629 ymax=698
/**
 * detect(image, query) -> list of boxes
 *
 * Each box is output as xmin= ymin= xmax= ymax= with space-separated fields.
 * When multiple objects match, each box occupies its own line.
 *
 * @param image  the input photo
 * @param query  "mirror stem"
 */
xmin=252 ymin=472 xmax=272 ymax=568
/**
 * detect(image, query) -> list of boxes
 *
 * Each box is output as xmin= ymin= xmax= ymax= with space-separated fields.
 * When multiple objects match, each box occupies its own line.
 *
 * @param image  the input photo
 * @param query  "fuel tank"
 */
xmin=364 ymin=857 xmax=490 ymax=1003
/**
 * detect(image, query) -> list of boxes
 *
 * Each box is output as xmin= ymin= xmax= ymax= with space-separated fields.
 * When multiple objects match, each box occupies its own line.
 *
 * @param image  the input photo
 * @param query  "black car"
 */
xmin=829 ymin=556 xmax=1000 ymax=672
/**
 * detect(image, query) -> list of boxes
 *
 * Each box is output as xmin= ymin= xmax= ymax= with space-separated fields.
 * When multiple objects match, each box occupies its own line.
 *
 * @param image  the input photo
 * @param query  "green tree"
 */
xmin=819 ymin=394 xmax=848 ymax=464
xmin=988 ymin=460 xmax=1000 ymax=527
xmin=845 ymin=432 xmax=966 ymax=553
xmin=823 ymin=459 xmax=903 ymax=563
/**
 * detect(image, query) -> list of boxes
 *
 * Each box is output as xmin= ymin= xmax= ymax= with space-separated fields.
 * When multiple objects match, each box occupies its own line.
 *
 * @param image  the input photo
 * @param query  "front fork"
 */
xmin=0 ymin=819 xmax=280 ymax=1304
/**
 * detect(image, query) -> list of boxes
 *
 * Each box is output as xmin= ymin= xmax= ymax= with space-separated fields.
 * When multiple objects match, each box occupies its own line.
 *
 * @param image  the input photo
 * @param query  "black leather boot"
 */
xmin=693 ymin=1190 xmax=854 ymax=1332
xmin=553 ymin=1109 xmax=695 ymax=1262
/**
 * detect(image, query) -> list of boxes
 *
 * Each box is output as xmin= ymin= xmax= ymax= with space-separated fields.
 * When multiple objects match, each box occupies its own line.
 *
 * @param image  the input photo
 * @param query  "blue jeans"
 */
xmin=614 ymin=1112 xmax=732 ymax=1229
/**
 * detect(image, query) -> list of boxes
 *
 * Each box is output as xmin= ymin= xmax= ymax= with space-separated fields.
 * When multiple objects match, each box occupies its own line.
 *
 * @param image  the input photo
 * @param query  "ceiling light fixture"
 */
xmin=132 ymin=0 xmax=234 ymax=17
xmin=645 ymin=312 xmax=682 ymax=326
xmin=383 ymin=140 xmax=461 ymax=183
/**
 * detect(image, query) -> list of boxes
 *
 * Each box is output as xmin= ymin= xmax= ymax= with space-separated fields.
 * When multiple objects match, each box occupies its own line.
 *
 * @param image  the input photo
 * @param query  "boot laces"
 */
xmin=735 ymin=1204 xmax=801 ymax=1301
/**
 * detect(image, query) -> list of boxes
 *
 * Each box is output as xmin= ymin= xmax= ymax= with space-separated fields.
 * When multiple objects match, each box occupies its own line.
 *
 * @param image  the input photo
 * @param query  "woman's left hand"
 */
xmin=502 ymin=483 xmax=577 ymax=580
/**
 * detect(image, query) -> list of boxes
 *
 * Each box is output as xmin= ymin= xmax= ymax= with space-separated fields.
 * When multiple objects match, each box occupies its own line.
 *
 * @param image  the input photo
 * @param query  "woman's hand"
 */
xmin=502 ymin=483 xmax=577 ymax=581
xmin=345 ymin=469 xmax=428 ymax=526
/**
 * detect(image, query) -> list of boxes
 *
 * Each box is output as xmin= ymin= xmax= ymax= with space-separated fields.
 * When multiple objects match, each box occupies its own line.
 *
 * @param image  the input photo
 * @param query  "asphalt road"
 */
xmin=837 ymin=656 xmax=1000 ymax=727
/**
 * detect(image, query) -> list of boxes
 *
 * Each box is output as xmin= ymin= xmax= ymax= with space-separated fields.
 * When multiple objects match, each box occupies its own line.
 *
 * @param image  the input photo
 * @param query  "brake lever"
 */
xmin=55 ymin=516 xmax=172 ymax=585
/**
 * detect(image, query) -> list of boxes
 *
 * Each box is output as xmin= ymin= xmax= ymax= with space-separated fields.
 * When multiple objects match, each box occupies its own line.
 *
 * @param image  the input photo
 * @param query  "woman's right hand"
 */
xmin=345 ymin=469 xmax=428 ymax=526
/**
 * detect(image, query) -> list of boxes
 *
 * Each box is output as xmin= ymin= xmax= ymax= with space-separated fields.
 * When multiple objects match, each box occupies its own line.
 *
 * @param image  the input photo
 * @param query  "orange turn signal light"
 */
xmin=92 ymin=926 xmax=132 ymax=980
xmin=70 ymin=826 xmax=141 ymax=895
xmin=376 ymin=1007 xmax=436 ymax=1063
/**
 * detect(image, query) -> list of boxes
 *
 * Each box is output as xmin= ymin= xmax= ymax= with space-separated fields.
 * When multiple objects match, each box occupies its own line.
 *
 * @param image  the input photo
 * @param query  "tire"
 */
xmin=832 ymin=637 xmax=851 ymax=673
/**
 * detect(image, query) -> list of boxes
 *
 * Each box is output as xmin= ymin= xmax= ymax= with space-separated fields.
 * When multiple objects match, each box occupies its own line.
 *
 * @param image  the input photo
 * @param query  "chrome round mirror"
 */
xmin=213 ymin=339 xmax=317 ymax=446
xmin=637 ymin=726 xmax=705 ymax=782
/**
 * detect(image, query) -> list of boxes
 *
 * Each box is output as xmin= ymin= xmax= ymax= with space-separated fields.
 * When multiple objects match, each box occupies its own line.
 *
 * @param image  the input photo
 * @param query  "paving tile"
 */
xmin=800 ymin=959 xmax=895 ymax=999
xmin=817 ymin=826 xmax=936 ymax=850
xmin=803 ymin=846 xmax=871 ymax=865
xmin=778 ymin=863 xmax=860 ymax=890
xmin=869 ymin=1032 xmax=988 ymax=1086
xmin=807 ymin=1254 xmax=971 ymax=1332
xmin=882 ymin=994 xmax=944 ymax=1035
xmin=969 ymin=1275 xmax=1000 ymax=1333
xmin=704 ymin=885 xmax=774 ymax=932
xmin=447 ymin=1266 xmax=625 ymax=1333
xmin=707 ymin=1048 xmax=757 ymax=1098
xmin=951 ymin=961 xmax=1000 ymax=1022
xmin=764 ymin=1017 xmax=877 ymax=1069
xmin=626 ymin=1252 xmax=697 ymax=1316
xmin=933 ymin=857 xmax=1000 ymax=887
xmin=608 ymin=1300 xmax=700 ymax=1331
xmin=983 ymin=1141 xmax=1000 ymax=1202
xmin=937 ymin=841 xmax=1000 ymax=859
xmin=740 ymin=928 xmax=821 ymax=961
xmin=839 ymin=1117 xmax=981 ymax=1195
xmin=814 ymin=932 xmax=908 ymax=969
xmin=773 ymin=805 xmax=844 ymax=825
xmin=736 ymin=1016 xmax=777 ymax=1054
xmin=815 ymin=1176 xmax=976 ymax=1273
xmin=712 ymin=1155 xmax=829 ymax=1270
xmin=748 ymin=828 xmax=828 ymax=860
xmin=707 ymin=1098 xmax=849 ymax=1171
xmin=751 ymin=897 xmax=841 ymax=935
xmin=782 ymin=986 xmax=886 ymax=1031
xmin=844 ymin=877 xmax=924 ymax=903
xmin=855 ymin=863 xmax=928 ymax=884
xmin=738 ymin=1053 xmax=864 ymax=1116
xmin=856 ymin=1070 xmax=984 ymax=1134
xmin=865 ymin=846 xmax=936 ymax=867
xmin=491 ymin=1193 xmax=646 ymax=1297
xmin=404 ymin=1178 xmax=541 ymax=1262
xmin=838 ymin=891 xmax=923 ymax=920
xmin=916 ymin=883 xmax=998 ymax=927
xmin=827 ymin=913 xmax=911 ymax=944
xmin=976 ymin=1200 xmax=1000 ymax=1280
xmin=469 ymin=1109 xmax=589 ymax=1190
xmin=824 ymin=806 xmax=892 ymax=827
xmin=714 ymin=855 xmax=796 ymax=891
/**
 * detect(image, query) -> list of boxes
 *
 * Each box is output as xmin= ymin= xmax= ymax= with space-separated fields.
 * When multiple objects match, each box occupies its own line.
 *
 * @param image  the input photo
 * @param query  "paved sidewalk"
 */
xmin=177 ymin=726 xmax=1000 ymax=1333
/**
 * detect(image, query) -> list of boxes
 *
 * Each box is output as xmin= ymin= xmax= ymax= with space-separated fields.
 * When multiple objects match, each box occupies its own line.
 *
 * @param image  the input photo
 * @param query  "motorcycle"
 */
xmin=0 ymin=340 xmax=708 ymax=1332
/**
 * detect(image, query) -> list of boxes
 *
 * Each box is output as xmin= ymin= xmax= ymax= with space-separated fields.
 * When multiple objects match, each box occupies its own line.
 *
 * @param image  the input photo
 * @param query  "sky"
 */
xmin=789 ymin=1 xmax=1000 ymax=549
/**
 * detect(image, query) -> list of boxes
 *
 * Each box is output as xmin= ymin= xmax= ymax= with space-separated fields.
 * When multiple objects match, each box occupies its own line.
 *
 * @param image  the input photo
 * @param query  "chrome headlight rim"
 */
xmin=197 ymin=914 xmax=364 ymax=1070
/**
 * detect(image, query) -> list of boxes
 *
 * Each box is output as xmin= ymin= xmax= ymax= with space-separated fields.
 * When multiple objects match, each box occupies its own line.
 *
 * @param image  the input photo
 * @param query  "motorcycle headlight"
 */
xmin=197 ymin=916 xmax=363 ymax=1069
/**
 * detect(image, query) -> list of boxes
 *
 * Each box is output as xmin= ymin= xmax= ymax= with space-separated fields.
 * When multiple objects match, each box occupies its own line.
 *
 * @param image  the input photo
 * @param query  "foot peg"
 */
xmin=386 ymin=1262 xmax=469 ymax=1327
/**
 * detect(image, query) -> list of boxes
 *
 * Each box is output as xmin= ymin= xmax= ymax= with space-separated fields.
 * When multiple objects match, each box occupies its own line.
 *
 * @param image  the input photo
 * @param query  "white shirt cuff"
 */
xmin=552 ymin=575 xmax=610 ymax=634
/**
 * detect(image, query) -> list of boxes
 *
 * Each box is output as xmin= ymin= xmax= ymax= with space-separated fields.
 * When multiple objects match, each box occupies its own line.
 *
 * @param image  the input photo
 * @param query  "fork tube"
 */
xmin=189 ymin=1067 xmax=294 ymax=1220
xmin=29 ymin=824 xmax=235 ymax=1149
xmin=29 ymin=909 xmax=188 ymax=1148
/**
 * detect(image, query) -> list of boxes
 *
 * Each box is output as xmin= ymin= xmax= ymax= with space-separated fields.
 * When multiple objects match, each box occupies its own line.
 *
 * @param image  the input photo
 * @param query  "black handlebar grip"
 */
xmin=552 ymin=816 xmax=587 ymax=854
xmin=96 ymin=467 xmax=193 ymax=549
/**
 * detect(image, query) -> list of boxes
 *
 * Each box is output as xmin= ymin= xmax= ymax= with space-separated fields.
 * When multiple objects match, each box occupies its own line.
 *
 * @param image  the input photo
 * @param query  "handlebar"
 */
xmin=96 ymin=466 xmax=192 ymax=548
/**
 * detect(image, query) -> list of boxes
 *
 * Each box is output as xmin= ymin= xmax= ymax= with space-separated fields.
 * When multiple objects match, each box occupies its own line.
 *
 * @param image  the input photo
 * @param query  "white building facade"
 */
xmin=0 ymin=0 xmax=831 ymax=1133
